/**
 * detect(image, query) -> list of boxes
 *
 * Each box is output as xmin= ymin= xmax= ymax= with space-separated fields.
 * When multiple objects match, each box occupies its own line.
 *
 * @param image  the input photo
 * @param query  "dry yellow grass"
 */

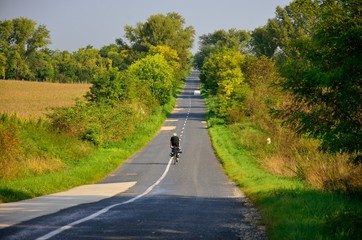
xmin=0 ymin=80 xmax=91 ymax=118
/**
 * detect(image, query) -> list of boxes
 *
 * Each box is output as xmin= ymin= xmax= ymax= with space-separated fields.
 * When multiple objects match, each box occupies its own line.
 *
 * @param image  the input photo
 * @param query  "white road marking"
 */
xmin=36 ymin=157 xmax=174 ymax=240
xmin=160 ymin=126 xmax=176 ymax=131
xmin=0 ymin=182 xmax=136 ymax=230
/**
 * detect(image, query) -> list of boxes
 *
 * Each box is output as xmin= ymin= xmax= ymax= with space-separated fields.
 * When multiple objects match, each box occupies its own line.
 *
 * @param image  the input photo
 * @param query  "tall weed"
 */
xmin=0 ymin=115 xmax=22 ymax=179
xmin=0 ymin=113 xmax=92 ymax=180
xmin=230 ymin=119 xmax=362 ymax=194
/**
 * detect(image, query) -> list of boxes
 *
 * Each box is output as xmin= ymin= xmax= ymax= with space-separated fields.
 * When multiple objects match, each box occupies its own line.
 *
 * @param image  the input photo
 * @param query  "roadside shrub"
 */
xmin=0 ymin=113 xmax=92 ymax=180
xmin=86 ymin=68 xmax=128 ymax=103
xmin=83 ymin=123 xmax=102 ymax=145
xmin=48 ymin=100 xmax=150 ymax=146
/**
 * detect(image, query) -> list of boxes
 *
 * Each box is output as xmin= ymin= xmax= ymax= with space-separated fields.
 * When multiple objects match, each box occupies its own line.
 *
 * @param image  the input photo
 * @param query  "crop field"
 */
xmin=0 ymin=80 xmax=91 ymax=118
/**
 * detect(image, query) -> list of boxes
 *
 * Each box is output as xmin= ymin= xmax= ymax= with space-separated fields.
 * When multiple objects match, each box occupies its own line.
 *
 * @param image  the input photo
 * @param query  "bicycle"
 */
xmin=171 ymin=146 xmax=181 ymax=165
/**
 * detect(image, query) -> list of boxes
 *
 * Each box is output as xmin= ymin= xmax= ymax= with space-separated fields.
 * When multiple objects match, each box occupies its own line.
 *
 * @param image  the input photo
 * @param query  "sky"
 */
xmin=0 ymin=0 xmax=291 ymax=53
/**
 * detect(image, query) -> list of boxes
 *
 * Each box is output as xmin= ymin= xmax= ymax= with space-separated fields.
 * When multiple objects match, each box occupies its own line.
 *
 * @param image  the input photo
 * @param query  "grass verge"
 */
xmin=207 ymin=119 xmax=362 ymax=239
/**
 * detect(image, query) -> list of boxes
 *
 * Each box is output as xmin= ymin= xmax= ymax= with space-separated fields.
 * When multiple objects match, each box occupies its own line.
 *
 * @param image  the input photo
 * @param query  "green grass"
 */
xmin=208 ymin=119 xmax=362 ymax=239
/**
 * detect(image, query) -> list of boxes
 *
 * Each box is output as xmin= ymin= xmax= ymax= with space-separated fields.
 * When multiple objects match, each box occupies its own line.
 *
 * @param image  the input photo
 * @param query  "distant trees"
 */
xmin=251 ymin=0 xmax=318 ymax=62
xmin=0 ymin=17 xmax=51 ymax=79
xmin=28 ymin=49 xmax=54 ymax=81
xmin=99 ymin=43 xmax=131 ymax=71
xmin=1 ymin=13 xmax=195 ymax=86
xmin=86 ymin=68 xmax=128 ymax=103
xmin=124 ymin=12 xmax=195 ymax=76
xmin=52 ymin=50 xmax=78 ymax=82
xmin=194 ymin=29 xmax=250 ymax=70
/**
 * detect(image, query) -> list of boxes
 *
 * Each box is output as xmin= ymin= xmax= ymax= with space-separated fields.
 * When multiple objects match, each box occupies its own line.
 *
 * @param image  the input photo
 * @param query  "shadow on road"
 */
xmin=0 ymin=193 xmax=266 ymax=240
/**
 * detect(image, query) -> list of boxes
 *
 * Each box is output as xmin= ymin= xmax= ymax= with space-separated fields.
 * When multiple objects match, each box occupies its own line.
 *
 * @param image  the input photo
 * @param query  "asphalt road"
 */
xmin=0 ymin=71 xmax=266 ymax=240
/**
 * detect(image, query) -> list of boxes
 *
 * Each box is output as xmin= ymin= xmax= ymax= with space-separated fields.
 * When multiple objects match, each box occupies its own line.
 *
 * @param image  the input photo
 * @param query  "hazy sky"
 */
xmin=0 ymin=0 xmax=291 ymax=53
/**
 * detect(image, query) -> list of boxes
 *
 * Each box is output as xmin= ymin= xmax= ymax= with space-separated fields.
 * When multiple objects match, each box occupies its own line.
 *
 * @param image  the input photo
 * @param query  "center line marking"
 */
xmin=37 ymin=157 xmax=174 ymax=240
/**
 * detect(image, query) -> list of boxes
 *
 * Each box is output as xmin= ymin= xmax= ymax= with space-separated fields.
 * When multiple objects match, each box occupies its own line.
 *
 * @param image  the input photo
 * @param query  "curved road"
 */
xmin=0 ymin=71 xmax=266 ymax=239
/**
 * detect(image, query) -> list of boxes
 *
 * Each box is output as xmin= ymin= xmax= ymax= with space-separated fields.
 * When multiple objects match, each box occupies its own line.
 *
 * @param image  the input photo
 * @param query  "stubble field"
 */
xmin=0 ymin=80 xmax=91 ymax=118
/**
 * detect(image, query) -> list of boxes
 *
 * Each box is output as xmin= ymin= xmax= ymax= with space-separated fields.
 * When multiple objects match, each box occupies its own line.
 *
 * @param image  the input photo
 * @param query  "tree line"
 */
xmin=0 ymin=12 xmax=193 ymax=83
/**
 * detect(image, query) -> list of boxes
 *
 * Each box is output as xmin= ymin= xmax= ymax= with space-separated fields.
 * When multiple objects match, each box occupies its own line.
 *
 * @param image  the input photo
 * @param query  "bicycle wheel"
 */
xmin=173 ymin=154 xmax=177 ymax=165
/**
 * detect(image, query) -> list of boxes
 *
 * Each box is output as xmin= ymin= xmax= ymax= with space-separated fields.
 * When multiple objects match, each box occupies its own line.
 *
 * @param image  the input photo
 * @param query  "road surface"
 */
xmin=0 ymin=71 xmax=266 ymax=239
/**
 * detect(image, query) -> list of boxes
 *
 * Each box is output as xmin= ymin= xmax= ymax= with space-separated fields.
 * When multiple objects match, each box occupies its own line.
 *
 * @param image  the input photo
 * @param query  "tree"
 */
xmin=128 ymin=54 xmax=174 ymax=105
xmin=243 ymin=56 xmax=282 ymax=127
xmin=0 ymin=53 xmax=6 ymax=78
xmin=6 ymin=45 xmax=30 ymax=79
xmin=199 ymin=29 xmax=250 ymax=53
xmin=124 ymin=12 xmax=195 ymax=73
xmin=0 ymin=17 xmax=51 ymax=80
xmin=52 ymin=50 xmax=78 ymax=83
xmin=0 ymin=20 xmax=12 ymax=78
xmin=194 ymin=29 xmax=250 ymax=69
xmin=278 ymin=0 xmax=362 ymax=162
xmin=73 ymin=47 xmax=107 ymax=82
xmin=200 ymin=48 xmax=248 ymax=117
xmin=100 ymin=43 xmax=132 ymax=70
xmin=251 ymin=0 xmax=318 ymax=62
xmin=250 ymin=25 xmax=277 ymax=57
xmin=86 ymin=67 xmax=128 ymax=103
xmin=27 ymin=49 xmax=54 ymax=81
xmin=149 ymin=45 xmax=181 ymax=85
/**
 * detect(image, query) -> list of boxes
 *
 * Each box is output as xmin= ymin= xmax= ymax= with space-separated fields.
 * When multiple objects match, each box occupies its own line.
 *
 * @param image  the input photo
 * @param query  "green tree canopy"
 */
xmin=73 ymin=47 xmax=108 ymax=82
xmin=86 ymin=67 xmax=128 ymax=103
xmin=124 ymin=12 xmax=195 ymax=73
xmin=194 ymin=29 xmax=250 ymax=69
xmin=148 ymin=45 xmax=182 ymax=85
xmin=52 ymin=50 xmax=78 ymax=83
xmin=251 ymin=0 xmax=318 ymax=62
xmin=278 ymin=0 xmax=362 ymax=161
xmin=200 ymin=48 xmax=249 ymax=117
xmin=0 ymin=17 xmax=51 ymax=79
xmin=127 ymin=54 xmax=174 ymax=105
xmin=27 ymin=49 xmax=54 ymax=81
xmin=99 ymin=43 xmax=132 ymax=70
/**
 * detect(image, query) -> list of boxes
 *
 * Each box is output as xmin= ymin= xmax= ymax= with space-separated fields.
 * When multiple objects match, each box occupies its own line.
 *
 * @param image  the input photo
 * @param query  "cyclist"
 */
xmin=169 ymin=133 xmax=182 ymax=159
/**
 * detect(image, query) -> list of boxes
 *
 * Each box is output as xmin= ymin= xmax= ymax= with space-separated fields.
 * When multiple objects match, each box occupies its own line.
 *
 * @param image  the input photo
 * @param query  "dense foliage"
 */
xmin=251 ymin=0 xmax=319 ymax=61
xmin=127 ymin=54 xmax=174 ymax=105
xmin=278 ymin=0 xmax=362 ymax=161
xmin=197 ymin=0 xmax=361 ymax=197
xmin=193 ymin=29 xmax=250 ymax=70
xmin=124 ymin=12 xmax=195 ymax=75
xmin=198 ymin=0 xmax=361 ymax=163
xmin=0 ymin=18 xmax=51 ymax=80
xmin=200 ymin=48 xmax=249 ymax=119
